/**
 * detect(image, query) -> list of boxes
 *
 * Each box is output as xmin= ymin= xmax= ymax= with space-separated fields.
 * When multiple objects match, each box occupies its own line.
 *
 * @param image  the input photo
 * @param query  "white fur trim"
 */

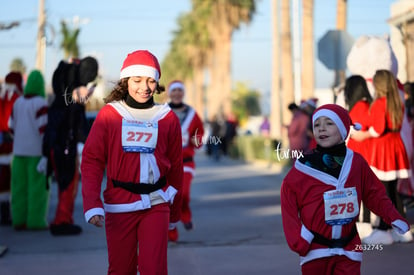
xmin=301 ymin=224 xmax=314 ymax=244
xmin=84 ymin=207 xmax=105 ymax=223
xmin=168 ymin=82 xmax=185 ymax=94
xmin=369 ymin=166 xmax=410 ymax=181
xmin=300 ymin=248 xmax=362 ymax=265
xmin=120 ymin=64 xmax=159 ymax=81
xmin=313 ymin=109 xmax=347 ymax=140
xmin=392 ymin=219 xmax=409 ymax=234
xmin=184 ymin=166 xmax=195 ymax=176
xmin=0 ymin=155 xmax=12 ymax=164
xmin=103 ymin=186 xmax=178 ymax=213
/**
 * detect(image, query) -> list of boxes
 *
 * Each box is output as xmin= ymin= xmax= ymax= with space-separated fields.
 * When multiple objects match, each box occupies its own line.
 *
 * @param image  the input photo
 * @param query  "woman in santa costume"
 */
xmin=353 ymin=70 xmax=412 ymax=244
xmin=281 ymin=104 xmax=409 ymax=275
xmin=167 ymin=80 xmax=204 ymax=242
xmin=343 ymin=75 xmax=373 ymax=226
xmin=81 ymin=50 xmax=183 ymax=275
xmin=9 ymin=70 xmax=49 ymax=230
xmin=0 ymin=71 xmax=22 ymax=225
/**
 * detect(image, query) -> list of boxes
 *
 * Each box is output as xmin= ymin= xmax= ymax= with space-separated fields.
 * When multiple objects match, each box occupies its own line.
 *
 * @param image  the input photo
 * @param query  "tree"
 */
xmin=9 ymin=58 xmax=27 ymax=75
xmin=60 ymin=20 xmax=80 ymax=60
xmin=302 ymin=0 xmax=314 ymax=100
xmin=231 ymin=82 xmax=261 ymax=124
xmin=162 ymin=0 xmax=256 ymax=120
xmin=206 ymin=0 xmax=256 ymax=117
xmin=270 ymin=0 xmax=281 ymax=139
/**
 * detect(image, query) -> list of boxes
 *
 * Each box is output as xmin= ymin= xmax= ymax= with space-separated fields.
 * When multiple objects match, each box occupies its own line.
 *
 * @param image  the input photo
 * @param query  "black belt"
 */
xmin=183 ymin=157 xmax=193 ymax=163
xmin=112 ymin=177 xmax=166 ymax=194
xmin=311 ymin=225 xmax=357 ymax=248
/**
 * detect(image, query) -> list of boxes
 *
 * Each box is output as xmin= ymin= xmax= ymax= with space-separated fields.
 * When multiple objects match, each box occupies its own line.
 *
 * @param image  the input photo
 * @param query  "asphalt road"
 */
xmin=0 ymin=151 xmax=413 ymax=275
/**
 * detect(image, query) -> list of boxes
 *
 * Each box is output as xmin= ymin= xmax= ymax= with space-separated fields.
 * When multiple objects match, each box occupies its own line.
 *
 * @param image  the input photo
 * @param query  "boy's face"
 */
xmin=313 ymin=116 xmax=343 ymax=148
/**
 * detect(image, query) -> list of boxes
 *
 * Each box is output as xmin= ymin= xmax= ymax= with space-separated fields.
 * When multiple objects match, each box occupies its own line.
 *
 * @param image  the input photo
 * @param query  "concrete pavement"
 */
xmin=0 ymin=151 xmax=413 ymax=274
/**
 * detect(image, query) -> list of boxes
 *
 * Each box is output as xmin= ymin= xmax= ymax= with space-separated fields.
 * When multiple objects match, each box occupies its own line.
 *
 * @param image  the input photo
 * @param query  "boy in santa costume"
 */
xmin=0 ymin=72 xmax=22 ymax=225
xmin=81 ymin=50 xmax=183 ymax=275
xmin=281 ymin=104 xmax=410 ymax=275
xmin=167 ymin=80 xmax=204 ymax=242
xmin=9 ymin=70 xmax=49 ymax=230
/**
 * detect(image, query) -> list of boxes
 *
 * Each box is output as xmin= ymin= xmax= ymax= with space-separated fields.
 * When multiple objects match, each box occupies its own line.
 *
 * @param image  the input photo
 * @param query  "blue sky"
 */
xmin=0 ymin=0 xmax=397 ymax=93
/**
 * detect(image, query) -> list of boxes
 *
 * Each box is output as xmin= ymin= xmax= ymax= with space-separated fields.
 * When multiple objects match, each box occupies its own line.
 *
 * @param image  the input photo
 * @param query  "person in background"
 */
xmin=281 ymin=103 xmax=410 ymax=274
xmin=41 ymin=56 xmax=98 ymax=236
xmin=81 ymin=50 xmax=183 ymax=275
xmin=343 ymin=75 xmax=374 ymax=232
xmin=9 ymin=70 xmax=49 ymax=230
xmin=352 ymin=70 xmax=412 ymax=244
xmin=167 ymin=80 xmax=204 ymax=242
xmin=0 ymin=72 xmax=22 ymax=225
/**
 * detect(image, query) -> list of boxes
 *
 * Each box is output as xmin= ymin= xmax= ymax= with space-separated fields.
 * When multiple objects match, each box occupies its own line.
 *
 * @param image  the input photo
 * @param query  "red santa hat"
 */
xmin=5 ymin=71 xmax=23 ymax=93
xmin=167 ymin=80 xmax=185 ymax=95
xmin=120 ymin=50 xmax=161 ymax=81
xmin=312 ymin=104 xmax=361 ymax=140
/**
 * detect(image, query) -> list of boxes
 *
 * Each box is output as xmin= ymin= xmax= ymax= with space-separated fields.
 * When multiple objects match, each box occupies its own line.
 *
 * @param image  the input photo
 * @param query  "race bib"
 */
xmin=323 ymin=187 xmax=359 ymax=225
xmin=122 ymin=119 xmax=158 ymax=153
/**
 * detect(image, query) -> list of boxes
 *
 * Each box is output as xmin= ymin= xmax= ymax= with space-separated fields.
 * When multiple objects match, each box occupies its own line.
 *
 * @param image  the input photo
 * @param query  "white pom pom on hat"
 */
xmin=312 ymin=104 xmax=361 ymax=140
xmin=120 ymin=50 xmax=161 ymax=81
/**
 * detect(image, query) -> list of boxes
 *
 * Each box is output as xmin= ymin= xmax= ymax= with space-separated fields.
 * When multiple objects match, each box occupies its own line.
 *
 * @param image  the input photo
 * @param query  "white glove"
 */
xmin=169 ymin=222 xmax=178 ymax=230
xmin=36 ymin=157 xmax=48 ymax=175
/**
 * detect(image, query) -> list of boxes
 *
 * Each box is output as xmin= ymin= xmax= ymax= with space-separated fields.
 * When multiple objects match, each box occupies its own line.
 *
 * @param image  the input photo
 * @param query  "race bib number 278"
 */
xmin=323 ymin=187 xmax=359 ymax=225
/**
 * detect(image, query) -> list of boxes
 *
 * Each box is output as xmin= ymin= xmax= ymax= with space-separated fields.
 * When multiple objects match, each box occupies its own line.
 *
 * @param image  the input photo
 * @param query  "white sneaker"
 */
xmin=362 ymin=229 xmax=394 ymax=245
xmin=356 ymin=222 xmax=373 ymax=239
xmin=391 ymin=228 xmax=413 ymax=243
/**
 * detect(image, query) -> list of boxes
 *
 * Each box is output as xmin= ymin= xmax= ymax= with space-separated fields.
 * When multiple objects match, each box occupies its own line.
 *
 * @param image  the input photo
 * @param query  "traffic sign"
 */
xmin=318 ymin=30 xmax=354 ymax=70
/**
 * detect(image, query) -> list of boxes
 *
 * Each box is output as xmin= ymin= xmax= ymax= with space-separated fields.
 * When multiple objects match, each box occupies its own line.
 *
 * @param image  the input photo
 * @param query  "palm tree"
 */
xmin=60 ymin=20 xmax=80 ymax=60
xmin=270 ymin=0 xmax=282 ymax=139
xmin=281 ymin=0 xmax=294 ymax=145
xmin=302 ymin=0 xmax=314 ymax=100
xmin=9 ymin=58 xmax=27 ymax=75
xmin=205 ymin=0 xmax=256 ymax=118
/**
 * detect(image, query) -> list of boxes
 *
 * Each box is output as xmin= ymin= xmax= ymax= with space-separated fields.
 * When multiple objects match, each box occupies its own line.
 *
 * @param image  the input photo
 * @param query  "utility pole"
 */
xmin=335 ymin=0 xmax=347 ymax=90
xmin=35 ymin=0 xmax=46 ymax=73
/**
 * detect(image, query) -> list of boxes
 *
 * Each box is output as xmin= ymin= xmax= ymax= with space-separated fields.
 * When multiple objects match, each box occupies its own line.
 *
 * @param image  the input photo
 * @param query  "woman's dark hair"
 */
xmin=104 ymin=78 xmax=165 ymax=103
xmin=344 ymin=75 xmax=373 ymax=110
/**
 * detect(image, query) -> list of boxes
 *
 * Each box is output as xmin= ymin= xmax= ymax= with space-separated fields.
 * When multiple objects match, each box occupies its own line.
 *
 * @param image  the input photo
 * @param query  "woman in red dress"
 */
xmin=344 ymin=75 xmax=373 ymax=225
xmin=353 ymin=70 xmax=412 ymax=244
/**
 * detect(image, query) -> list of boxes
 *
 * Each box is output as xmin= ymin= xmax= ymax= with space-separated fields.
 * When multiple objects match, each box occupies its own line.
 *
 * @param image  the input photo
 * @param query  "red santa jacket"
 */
xmin=178 ymin=105 xmax=204 ymax=174
xmin=281 ymin=149 xmax=409 ymax=265
xmin=81 ymin=102 xmax=183 ymax=223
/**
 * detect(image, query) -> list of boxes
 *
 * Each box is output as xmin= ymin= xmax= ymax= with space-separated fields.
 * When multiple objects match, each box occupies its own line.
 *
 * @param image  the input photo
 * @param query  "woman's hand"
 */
xmin=350 ymin=130 xmax=371 ymax=142
xmin=88 ymin=215 xmax=105 ymax=227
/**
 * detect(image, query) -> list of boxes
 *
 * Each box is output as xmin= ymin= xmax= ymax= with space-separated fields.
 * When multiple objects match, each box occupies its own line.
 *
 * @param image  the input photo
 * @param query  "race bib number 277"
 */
xmin=121 ymin=119 xmax=158 ymax=153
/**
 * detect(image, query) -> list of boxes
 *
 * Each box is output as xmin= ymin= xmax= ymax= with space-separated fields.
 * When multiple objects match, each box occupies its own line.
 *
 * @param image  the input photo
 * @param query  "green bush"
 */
xmin=229 ymin=135 xmax=282 ymax=163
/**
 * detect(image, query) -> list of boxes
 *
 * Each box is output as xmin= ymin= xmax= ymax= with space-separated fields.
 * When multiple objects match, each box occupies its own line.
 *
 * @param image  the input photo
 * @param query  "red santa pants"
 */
xmin=301 ymin=255 xmax=360 ymax=275
xmin=105 ymin=203 xmax=170 ymax=275
xmin=51 ymin=152 xmax=79 ymax=225
xmin=181 ymin=167 xmax=194 ymax=224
